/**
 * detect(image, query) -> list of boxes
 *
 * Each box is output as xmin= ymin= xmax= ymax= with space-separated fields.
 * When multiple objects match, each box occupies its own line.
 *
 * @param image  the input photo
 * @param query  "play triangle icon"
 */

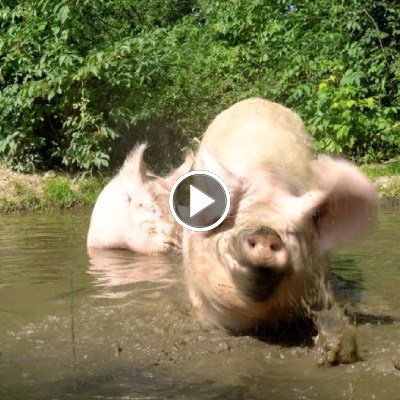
xmin=189 ymin=184 xmax=215 ymax=218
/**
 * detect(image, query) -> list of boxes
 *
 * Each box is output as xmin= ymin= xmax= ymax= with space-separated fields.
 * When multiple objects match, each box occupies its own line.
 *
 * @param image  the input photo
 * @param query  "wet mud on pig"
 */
xmin=184 ymin=98 xmax=378 ymax=335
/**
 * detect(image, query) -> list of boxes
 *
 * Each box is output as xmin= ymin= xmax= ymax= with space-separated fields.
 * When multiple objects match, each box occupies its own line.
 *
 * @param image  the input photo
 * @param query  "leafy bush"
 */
xmin=195 ymin=0 xmax=400 ymax=160
xmin=0 ymin=0 xmax=399 ymax=173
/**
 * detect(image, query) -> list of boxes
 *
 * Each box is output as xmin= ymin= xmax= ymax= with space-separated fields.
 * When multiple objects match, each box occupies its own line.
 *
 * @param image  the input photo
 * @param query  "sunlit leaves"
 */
xmin=0 ymin=0 xmax=399 ymax=173
xmin=57 ymin=5 xmax=70 ymax=25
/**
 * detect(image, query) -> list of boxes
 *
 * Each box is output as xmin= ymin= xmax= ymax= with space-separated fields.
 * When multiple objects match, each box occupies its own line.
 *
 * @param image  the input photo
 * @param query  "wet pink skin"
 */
xmin=87 ymin=144 xmax=192 ymax=254
xmin=184 ymin=98 xmax=378 ymax=332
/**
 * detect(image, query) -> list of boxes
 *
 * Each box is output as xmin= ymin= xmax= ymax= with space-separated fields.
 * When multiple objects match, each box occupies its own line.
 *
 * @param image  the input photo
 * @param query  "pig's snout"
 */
xmin=237 ymin=227 xmax=289 ymax=269
xmin=232 ymin=227 xmax=291 ymax=302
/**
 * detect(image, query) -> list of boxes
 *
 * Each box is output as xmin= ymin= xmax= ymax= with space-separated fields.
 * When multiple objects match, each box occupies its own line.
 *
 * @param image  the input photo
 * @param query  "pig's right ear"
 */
xmin=120 ymin=143 xmax=148 ymax=193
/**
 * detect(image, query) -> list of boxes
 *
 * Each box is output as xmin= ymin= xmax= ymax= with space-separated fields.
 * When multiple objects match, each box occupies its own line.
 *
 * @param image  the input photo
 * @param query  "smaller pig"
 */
xmin=87 ymin=144 xmax=192 ymax=254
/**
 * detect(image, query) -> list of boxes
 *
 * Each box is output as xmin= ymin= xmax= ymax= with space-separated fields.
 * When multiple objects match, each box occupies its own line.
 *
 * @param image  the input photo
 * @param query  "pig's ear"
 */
xmin=120 ymin=143 xmax=147 ymax=184
xmin=302 ymin=156 xmax=378 ymax=251
xmin=120 ymin=143 xmax=148 ymax=191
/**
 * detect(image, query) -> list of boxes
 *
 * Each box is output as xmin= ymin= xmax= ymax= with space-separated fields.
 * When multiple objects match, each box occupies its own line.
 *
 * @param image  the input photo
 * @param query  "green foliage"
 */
xmin=0 ymin=0 xmax=399 ymax=173
xmin=194 ymin=0 xmax=400 ymax=160
xmin=43 ymin=176 xmax=107 ymax=208
xmin=0 ymin=0 xmax=116 ymax=172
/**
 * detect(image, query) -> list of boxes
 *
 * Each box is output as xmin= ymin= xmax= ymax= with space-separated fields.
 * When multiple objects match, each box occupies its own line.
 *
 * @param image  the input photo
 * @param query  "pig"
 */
xmin=87 ymin=144 xmax=192 ymax=254
xmin=184 ymin=98 xmax=378 ymax=333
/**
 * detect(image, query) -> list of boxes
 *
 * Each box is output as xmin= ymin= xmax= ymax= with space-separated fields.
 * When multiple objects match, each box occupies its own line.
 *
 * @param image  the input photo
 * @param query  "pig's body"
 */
xmin=185 ymin=98 xmax=378 ymax=332
xmin=87 ymin=144 xmax=192 ymax=254
xmin=196 ymin=98 xmax=315 ymax=184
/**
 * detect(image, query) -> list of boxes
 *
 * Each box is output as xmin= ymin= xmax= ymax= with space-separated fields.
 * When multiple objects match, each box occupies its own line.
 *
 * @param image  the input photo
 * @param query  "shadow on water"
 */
xmin=242 ymin=317 xmax=318 ymax=348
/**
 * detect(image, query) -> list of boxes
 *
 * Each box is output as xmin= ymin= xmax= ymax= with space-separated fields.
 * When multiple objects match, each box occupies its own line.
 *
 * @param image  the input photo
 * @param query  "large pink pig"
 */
xmin=185 ymin=98 xmax=378 ymax=332
xmin=87 ymin=144 xmax=192 ymax=254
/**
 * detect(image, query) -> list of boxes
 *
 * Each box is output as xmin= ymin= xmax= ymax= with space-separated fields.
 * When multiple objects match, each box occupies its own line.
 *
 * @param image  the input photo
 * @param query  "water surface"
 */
xmin=1 ymin=209 xmax=399 ymax=399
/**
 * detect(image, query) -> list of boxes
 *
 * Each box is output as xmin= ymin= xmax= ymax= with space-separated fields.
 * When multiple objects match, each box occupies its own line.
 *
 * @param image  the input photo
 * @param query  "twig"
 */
xmin=363 ymin=8 xmax=390 ymax=69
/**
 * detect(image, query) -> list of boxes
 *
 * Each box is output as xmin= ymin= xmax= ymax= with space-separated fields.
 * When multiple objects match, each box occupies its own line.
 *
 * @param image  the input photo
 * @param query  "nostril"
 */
xmin=269 ymin=236 xmax=283 ymax=252
xmin=248 ymin=238 xmax=256 ymax=248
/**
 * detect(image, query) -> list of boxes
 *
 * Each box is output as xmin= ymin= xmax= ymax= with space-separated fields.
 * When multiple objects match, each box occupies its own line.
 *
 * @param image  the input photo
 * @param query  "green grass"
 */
xmin=43 ymin=177 xmax=106 ymax=208
xmin=0 ymin=198 xmax=19 ymax=212
xmin=0 ymin=176 xmax=107 ymax=212
xmin=44 ymin=178 xmax=80 ymax=207
xmin=361 ymin=161 xmax=400 ymax=178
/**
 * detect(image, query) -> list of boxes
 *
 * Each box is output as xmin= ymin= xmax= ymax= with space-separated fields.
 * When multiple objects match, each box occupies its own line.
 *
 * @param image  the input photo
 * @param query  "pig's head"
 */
xmin=184 ymin=152 xmax=378 ymax=332
xmin=120 ymin=144 xmax=193 ymax=254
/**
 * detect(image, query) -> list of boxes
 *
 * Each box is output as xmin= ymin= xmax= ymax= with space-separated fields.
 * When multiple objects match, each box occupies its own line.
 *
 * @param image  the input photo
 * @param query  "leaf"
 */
xmin=346 ymin=100 xmax=356 ymax=108
xmin=365 ymin=97 xmax=374 ymax=109
xmin=335 ymin=124 xmax=350 ymax=139
xmin=38 ymin=22 xmax=47 ymax=31
xmin=58 ymin=5 xmax=70 ymax=25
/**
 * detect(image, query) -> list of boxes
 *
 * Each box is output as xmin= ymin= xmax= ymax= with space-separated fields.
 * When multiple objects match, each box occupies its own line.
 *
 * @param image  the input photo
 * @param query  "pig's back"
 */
xmin=198 ymin=98 xmax=315 ymax=183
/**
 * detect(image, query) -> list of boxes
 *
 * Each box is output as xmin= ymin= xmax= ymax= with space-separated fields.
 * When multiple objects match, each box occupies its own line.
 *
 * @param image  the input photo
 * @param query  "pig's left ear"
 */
xmin=303 ymin=156 xmax=378 ymax=251
xmin=197 ymin=149 xmax=248 ymax=214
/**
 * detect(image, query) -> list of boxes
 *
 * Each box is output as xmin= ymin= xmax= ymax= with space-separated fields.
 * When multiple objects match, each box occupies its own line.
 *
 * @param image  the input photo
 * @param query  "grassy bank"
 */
xmin=0 ymin=166 xmax=107 ymax=212
xmin=0 ymin=163 xmax=399 ymax=213
xmin=361 ymin=162 xmax=400 ymax=202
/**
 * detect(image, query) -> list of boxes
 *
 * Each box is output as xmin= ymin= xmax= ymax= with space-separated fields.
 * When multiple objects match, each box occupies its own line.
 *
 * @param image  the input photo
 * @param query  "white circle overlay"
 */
xmin=169 ymin=170 xmax=231 ymax=232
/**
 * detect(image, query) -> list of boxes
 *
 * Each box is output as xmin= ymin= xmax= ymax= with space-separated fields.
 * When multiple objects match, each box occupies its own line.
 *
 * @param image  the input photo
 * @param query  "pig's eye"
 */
xmin=138 ymin=203 xmax=143 ymax=208
xmin=310 ymin=208 xmax=321 ymax=225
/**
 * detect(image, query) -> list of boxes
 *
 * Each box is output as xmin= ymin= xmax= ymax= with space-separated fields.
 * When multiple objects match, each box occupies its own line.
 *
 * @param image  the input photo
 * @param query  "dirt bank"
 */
xmin=0 ymin=166 xmax=105 ymax=212
xmin=0 ymin=166 xmax=399 ymax=212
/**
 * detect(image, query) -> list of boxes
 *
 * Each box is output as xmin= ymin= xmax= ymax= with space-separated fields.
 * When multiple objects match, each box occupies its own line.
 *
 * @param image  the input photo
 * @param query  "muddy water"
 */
xmin=0 ymin=210 xmax=399 ymax=399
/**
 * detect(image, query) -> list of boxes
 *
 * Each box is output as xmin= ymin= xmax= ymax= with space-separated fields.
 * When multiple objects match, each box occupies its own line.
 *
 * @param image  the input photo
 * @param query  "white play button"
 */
xmin=169 ymin=170 xmax=230 ymax=232
xmin=189 ymin=185 xmax=215 ymax=218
